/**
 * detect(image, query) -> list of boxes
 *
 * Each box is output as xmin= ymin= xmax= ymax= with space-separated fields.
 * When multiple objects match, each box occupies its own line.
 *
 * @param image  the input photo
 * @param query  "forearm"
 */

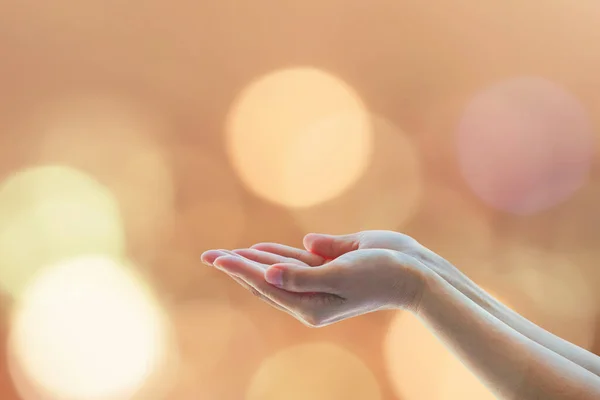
xmin=415 ymin=271 xmax=600 ymax=399
xmin=417 ymin=250 xmax=600 ymax=377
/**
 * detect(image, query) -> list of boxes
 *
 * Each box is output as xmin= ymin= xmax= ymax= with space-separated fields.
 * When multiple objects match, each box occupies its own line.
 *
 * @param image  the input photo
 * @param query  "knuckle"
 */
xmin=349 ymin=233 xmax=363 ymax=250
xmin=355 ymin=231 xmax=368 ymax=243
xmin=303 ymin=253 xmax=324 ymax=267
xmin=282 ymin=270 xmax=300 ymax=290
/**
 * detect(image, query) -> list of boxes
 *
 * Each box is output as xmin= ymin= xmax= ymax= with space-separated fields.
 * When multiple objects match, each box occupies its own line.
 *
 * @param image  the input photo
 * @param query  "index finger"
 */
xmin=213 ymin=255 xmax=304 ymax=307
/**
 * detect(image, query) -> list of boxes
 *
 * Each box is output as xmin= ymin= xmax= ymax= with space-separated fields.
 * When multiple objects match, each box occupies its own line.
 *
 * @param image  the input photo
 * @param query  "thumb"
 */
xmin=303 ymin=233 xmax=360 ymax=259
xmin=264 ymin=263 xmax=340 ymax=294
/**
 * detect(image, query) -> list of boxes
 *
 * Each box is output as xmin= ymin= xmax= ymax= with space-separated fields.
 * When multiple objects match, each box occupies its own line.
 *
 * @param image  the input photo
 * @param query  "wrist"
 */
xmin=390 ymin=251 xmax=439 ymax=313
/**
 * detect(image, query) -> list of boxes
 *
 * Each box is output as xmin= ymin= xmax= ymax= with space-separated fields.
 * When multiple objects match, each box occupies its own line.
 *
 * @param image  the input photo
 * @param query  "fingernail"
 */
xmin=265 ymin=266 xmax=283 ymax=287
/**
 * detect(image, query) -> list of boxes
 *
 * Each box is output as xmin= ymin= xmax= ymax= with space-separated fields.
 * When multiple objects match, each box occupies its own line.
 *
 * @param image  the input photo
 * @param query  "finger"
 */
xmin=303 ymin=233 xmax=360 ymax=259
xmin=202 ymin=249 xmax=266 ymax=269
xmin=216 ymin=256 xmax=346 ymax=326
xmin=233 ymin=248 xmax=308 ymax=267
xmin=264 ymin=263 xmax=343 ymax=294
xmin=213 ymin=255 xmax=304 ymax=307
xmin=250 ymin=243 xmax=325 ymax=266
xmin=201 ymin=249 xmax=230 ymax=266
xmin=228 ymin=274 xmax=290 ymax=313
xmin=220 ymin=249 xmax=271 ymax=269
xmin=203 ymin=251 xmax=291 ymax=312
xmin=223 ymin=266 xmax=312 ymax=321
xmin=221 ymin=253 xmax=291 ymax=311
xmin=202 ymin=249 xmax=268 ymax=269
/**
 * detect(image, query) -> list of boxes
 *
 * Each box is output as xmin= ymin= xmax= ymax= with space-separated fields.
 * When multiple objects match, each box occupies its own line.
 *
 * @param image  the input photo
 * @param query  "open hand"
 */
xmin=246 ymin=230 xmax=461 ymax=292
xmin=201 ymin=231 xmax=429 ymax=327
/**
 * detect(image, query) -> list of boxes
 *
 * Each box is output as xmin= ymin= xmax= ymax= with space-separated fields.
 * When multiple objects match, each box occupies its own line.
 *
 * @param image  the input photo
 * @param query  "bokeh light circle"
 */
xmin=226 ymin=67 xmax=374 ymax=209
xmin=292 ymin=115 xmax=422 ymax=233
xmin=405 ymin=183 xmax=494 ymax=270
xmin=8 ymin=256 xmax=173 ymax=400
xmin=168 ymin=301 xmax=265 ymax=400
xmin=246 ymin=342 xmax=381 ymax=400
xmin=457 ymin=77 xmax=595 ymax=215
xmin=0 ymin=165 xmax=125 ymax=298
xmin=26 ymin=95 xmax=175 ymax=261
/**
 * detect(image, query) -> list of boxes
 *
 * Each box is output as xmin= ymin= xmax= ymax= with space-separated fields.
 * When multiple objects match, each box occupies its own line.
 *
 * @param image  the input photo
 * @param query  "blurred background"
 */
xmin=1 ymin=0 xmax=600 ymax=399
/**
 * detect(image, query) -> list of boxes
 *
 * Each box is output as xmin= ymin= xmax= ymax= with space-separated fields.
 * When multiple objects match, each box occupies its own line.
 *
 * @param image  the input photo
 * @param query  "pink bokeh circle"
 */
xmin=457 ymin=77 xmax=595 ymax=215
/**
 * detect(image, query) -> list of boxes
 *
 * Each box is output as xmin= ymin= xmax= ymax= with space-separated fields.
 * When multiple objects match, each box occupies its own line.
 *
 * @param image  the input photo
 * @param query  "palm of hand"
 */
xmin=201 ymin=231 xmax=427 ymax=327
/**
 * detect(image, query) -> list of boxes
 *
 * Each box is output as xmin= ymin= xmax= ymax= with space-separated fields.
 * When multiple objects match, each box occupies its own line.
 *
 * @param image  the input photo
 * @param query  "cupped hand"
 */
xmin=250 ymin=230 xmax=430 ymax=262
xmin=248 ymin=230 xmax=456 ymax=288
xmin=201 ymin=244 xmax=427 ymax=328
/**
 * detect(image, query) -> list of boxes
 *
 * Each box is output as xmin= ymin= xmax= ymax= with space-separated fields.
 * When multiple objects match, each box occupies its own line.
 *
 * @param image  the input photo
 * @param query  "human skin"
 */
xmin=201 ymin=230 xmax=600 ymax=399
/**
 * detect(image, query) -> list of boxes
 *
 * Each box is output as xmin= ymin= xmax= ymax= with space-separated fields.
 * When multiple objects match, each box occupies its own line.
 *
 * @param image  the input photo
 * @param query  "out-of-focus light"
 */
xmin=226 ymin=67 xmax=374 ymax=209
xmin=405 ymin=184 xmax=494 ymax=270
xmin=8 ymin=256 xmax=175 ymax=400
xmin=384 ymin=311 xmax=498 ymax=400
xmin=0 ymin=165 xmax=125 ymax=298
xmin=495 ymin=245 xmax=597 ymax=349
xmin=292 ymin=115 xmax=422 ymax=233
xmin=110 ymin=148 xmax=174 ymax=259
xmin=167 ymin=301 xmax=265 ymax=400
xmin=457 ymin=77 xmax=595 ymax=215
xmin=27 ymin=95 xmax=175 ymax=261
xmin=0 ymin=307 xmax=20 ymax=400
xmin=246 ymin=342 xmax=381 ymax=400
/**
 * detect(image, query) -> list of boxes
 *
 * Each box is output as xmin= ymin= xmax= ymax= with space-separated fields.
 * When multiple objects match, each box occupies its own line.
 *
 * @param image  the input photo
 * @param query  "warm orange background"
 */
xmin=1 ymin=1 xmax=600 ymax=399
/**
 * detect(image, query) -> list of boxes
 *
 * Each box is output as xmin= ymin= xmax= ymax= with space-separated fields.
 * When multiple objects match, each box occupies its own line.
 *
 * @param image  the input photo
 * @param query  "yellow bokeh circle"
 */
xmin=0 ymin=165 xmax=125 ymax=298
xmin=8 ymin=255 xmax=174 ymax=400
xmin=246 ymin=342 xmax=381 ymax=400
xmin=226 ymin=67 xmax=374 ymax=208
